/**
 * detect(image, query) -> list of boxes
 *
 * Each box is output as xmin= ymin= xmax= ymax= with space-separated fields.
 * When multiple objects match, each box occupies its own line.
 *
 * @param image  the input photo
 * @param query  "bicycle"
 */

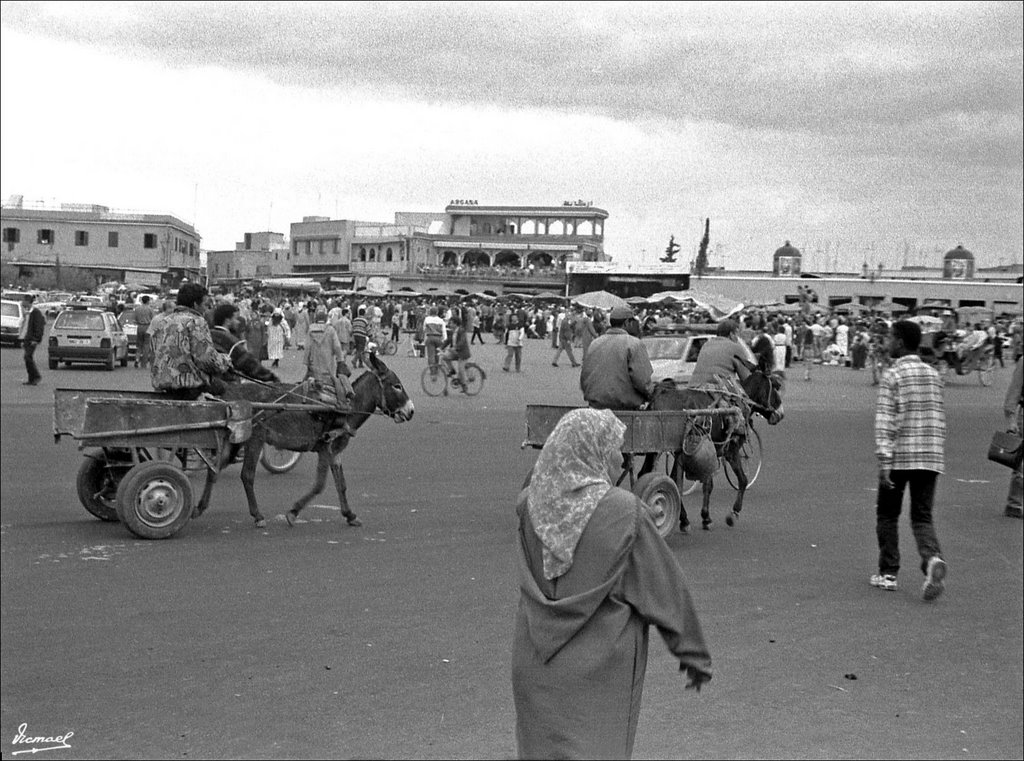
xmin=420 ymin=358 xmax=486 ymax=397
xmin=369 ymin=328 xmax=398 ymax=356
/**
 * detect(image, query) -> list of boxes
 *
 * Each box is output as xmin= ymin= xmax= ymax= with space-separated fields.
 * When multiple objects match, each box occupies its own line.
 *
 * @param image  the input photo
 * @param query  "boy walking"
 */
xmin=872 ymin=320 xmax=948 ymax=601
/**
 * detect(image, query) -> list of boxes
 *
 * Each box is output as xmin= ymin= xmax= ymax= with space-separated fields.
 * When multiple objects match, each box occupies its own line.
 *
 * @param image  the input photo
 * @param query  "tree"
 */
xmin=693 ymin=218 xmax=710 ymax=277
xmin=661 ymin=235 xmax=680 ymax=263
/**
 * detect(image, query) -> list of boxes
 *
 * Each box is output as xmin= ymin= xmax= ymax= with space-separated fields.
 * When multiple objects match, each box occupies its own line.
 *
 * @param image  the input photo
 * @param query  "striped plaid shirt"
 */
xmin=875 ymin=354 xmax=945 ymax=473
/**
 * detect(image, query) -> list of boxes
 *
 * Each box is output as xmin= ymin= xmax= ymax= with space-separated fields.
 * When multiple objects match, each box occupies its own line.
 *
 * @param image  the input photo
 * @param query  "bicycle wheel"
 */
xmin=724 ymin=425 xmax=763 ymax=489
xmin=461 ymin=363 xmax=485 ymax=396
xmin=382 ymin=339 xmax=398 ymax=356
xmin=421 ymin=366 xmax=446 ymax=397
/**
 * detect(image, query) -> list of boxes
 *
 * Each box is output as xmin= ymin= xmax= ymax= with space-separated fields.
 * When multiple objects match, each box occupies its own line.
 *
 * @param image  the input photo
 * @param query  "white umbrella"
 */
xmin=571 ymin=290 xmax=628 ymax=310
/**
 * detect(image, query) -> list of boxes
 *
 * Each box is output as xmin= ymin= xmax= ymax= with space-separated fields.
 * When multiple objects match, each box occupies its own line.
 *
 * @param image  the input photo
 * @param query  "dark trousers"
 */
xmin=471 ymin=327 xmax=485 ymax=345
xmin=876 ymin=470 xmax=941 ymax=576
xmin=23 ymin=340 xmax=41 ymax=382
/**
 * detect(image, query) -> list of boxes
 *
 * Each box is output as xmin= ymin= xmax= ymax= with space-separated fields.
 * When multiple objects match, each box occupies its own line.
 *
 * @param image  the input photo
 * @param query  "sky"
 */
xmin=1 ymin=0 xmax=1022 ymax=272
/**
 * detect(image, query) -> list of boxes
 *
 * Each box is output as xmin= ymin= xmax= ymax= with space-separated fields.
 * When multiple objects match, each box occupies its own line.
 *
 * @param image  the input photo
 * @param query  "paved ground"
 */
xmin=1 ymin=336 xmax=1021 ymax=759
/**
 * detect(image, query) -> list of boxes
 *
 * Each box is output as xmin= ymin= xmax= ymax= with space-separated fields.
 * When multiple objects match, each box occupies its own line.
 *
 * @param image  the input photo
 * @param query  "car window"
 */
xmin=1 ymin=302 xmax=20 ymax=318
xmin=685 ymin=338 xmax=706 ymax=362
xmin=56 ymin=312 xmax=105 ymax=330
xmin=644 ymin=337 xmax=687 ymax=360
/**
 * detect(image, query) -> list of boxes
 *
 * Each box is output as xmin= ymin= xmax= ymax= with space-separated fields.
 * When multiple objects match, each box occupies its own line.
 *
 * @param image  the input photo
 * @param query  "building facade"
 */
xmin=206 ymin=231 xmax=291 ymax=288
xmin=0 ymin=197 xmax=202 ymax=288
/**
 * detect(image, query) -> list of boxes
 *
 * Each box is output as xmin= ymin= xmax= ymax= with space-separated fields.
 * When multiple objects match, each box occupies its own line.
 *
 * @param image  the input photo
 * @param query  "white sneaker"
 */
xmin=922 ymin=557 xmax=946 ymax=601
xmin=870 ymin=574 xmax=898 ymax=591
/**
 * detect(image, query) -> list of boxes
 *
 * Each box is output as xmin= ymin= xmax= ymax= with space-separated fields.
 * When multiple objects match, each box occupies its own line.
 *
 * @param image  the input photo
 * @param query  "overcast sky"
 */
xmin=1 ymin=1 xmax=1021 ymax=271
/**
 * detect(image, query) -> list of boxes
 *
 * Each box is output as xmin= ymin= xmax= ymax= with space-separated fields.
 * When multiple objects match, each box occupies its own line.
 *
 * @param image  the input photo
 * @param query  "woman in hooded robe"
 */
xmin=512 ymin=408 xmax=711 ymax=760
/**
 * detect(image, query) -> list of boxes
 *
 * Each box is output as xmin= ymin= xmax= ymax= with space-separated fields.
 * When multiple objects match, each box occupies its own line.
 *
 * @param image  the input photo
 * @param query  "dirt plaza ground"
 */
xmin=1 ymin=338 xmax=1022 ymax=760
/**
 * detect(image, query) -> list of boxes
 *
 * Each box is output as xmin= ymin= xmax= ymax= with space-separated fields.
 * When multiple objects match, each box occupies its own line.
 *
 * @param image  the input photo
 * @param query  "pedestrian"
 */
xmin=502 ymin=314 xmax=525 ymax=372
xmin=293 ymin=302 xmax=311 ymax=350
xmin=133 ymin=294 xmax=155 ymax=368
xmin=551 ymin=308 xmax=579 ymax=368
xmin=18 ymin=293 xmax=46 ymax=386
xmin=1003 ymin=355 xmax=1023 ymax=519
xmin=266 ymin=309 xmax=290 ymax=368
xmin=470 ymin=308 xmax=485 ymax=345
xmin=579 ymin=308 xmax=599 ymax=358
xmin=871 ymin=319 xmax=948 ymax=601
xmin=511 ymin=407 xmax=711 ymax=760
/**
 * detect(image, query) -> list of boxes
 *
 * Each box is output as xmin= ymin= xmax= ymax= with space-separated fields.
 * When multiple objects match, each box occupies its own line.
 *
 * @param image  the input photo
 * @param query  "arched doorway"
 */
xmin=463 ymin=250 xmax=490 ymax=267
xmin=527 ymin=251 xmax=553 ymax=267
xmin=494 ymin=251 xmax=521 ymax=268
xmin=441 ymin=250 xmax=460 ymax=266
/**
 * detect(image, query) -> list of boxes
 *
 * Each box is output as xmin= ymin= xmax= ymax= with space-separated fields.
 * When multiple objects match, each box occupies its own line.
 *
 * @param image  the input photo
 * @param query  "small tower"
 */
xmin=773 ymin=241 xmax=802 ymax=277
xmin=942 ymin=245 xmax=974 ymax=279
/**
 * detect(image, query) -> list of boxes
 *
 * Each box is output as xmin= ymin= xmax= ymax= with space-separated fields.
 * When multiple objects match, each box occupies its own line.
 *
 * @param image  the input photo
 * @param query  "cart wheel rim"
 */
xmin=131 ymin=478 xmax=187 ymax=528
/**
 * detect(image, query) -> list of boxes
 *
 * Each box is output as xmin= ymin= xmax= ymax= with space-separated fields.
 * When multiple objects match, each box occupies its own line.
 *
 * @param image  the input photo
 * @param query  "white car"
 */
xmin=1 ymin=299 xmax=24 ymax=347
xmin=643 ymin=331 xmax=756 ymax=386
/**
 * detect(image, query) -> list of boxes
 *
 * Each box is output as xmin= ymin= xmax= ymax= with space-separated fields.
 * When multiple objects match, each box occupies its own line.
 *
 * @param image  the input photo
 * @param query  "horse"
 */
xmin=642 ymin=369 xmax=785 ymax=532
xmin=192 ymin=351 xmax=414 ymax=528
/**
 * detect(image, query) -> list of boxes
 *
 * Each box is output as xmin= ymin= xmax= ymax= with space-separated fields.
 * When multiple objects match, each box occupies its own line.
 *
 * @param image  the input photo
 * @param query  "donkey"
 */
xmin=644 ymin=369 xmax=784 ymax=532
xmin=193 ymin=351 xmax=414 ymax=528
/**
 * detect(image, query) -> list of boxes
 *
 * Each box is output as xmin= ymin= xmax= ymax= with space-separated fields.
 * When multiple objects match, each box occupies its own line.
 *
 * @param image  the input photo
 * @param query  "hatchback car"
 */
xmin=643 ymin=331 xmax=756 ymax=386
xmin=48 ymin=307 xmax=129 ymax=370
xmin=1 ymin=299 xmax=24 ymax=347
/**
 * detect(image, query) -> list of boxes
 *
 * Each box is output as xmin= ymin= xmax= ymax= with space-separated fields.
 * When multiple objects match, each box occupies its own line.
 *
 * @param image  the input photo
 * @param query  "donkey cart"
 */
xmin=522 ymin=404 xmax=743 ymax=539
xmin=53 ymin=388 xmax=317 ymax=540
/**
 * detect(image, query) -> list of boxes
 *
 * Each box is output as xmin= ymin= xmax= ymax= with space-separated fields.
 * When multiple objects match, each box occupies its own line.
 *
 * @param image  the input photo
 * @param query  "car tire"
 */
xmin=48 ymin=357 xmax=58 ymax=370
xmin=104 ymin=350 xmax=115 ymax=371
xmin=120 ymin=353 xmax=128 ymax=368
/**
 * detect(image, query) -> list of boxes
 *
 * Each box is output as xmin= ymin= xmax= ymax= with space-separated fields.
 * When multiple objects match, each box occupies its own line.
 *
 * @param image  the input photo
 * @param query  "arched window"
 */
xmin=386 ymin=247 xmax=393 ymax=262
xmin=483 ymin=223 xmax=492 ymax=235
xmin=548 ymin=220 xmax=565 ymax=235
xmin=359 ymin=247 xmax=367 ymax=262
xmin=521 ymin=219 xmax=538 ymax=235
xmin=369 ymin=248 xmax=376 ymax=261
xmin=576 ymin=220 xmax=594 ymax=236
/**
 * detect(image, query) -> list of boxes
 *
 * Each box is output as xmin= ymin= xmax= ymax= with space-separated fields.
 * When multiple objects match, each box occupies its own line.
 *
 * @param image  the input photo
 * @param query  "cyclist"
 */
xmin=442 ymin=312 xmax=472 ymax=393
xmin=423 ymin=306 xmax=448 ymax=377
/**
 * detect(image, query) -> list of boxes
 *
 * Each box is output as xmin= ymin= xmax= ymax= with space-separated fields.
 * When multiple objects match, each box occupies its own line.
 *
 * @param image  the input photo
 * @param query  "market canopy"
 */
xmin=834 ymin=302 xmax=870 ymax=314
xmin=570 ymin=290 xmax=627 ymax=310
xmin=646 ymin=289 xmax=744 ymax=320
xmin=531 ymin=290 xmax=566 ymax=301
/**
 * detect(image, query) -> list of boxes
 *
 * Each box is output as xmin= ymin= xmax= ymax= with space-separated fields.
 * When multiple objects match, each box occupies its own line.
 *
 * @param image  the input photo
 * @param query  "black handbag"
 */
xmin=988 ymin=431 xmax=1023 ymax=469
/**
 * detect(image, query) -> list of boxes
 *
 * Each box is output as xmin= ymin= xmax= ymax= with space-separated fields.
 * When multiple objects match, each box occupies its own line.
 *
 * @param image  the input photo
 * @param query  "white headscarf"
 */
xmin=526 ymin=408 xmax=626 ymax=580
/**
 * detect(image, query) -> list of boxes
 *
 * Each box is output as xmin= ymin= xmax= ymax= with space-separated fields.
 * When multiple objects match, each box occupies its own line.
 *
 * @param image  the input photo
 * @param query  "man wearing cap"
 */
xmin=579 ymin=306 xmax=654 ymax=410
xmin=688 ymin=319 xmax=755 ymax=389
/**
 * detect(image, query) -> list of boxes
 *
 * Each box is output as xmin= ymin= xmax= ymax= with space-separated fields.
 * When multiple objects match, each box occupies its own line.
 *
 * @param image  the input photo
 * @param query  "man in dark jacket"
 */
xmin=19 ymin=293 xmax=46 ymax=385
xmin=210 ymin=303 xmax=280 ymax=383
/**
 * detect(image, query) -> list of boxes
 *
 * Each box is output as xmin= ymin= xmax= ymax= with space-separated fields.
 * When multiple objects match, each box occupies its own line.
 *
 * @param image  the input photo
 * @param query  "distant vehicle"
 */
xmin=48 ymin=306 xmax=129 ymax=370
xmin=643 ymin=330 xmax=756 ymax=386
xmin=118 ymin=310 xmax=140 ymax=359
xmin=1 ymin=299 xmax=24 ymax=347
xmin=35 ymin=291 xmax=75 ymax=318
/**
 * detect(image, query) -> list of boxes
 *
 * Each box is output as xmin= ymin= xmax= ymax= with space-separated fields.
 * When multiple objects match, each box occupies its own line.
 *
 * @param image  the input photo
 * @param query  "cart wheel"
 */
xmin=76 ymin=455 xmax=121 ymax=522
xmin=650 ymin=451 xmax=700 ymax=495
xmin=725 ymin=426 xmax=764 ymax=490
xmin=115 ymin=461 xmax=193 ymax=539
xmin=260 ymin=444 xmax=303 ymax=474
xmin=633 ymin=473 xmax=681 ymax=539
xmin=383 ymin=339 xmax=398 ymax=356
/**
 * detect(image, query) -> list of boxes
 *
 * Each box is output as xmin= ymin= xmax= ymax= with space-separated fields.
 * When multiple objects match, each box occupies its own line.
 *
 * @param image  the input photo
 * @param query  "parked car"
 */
xmin=643 ymin=329 xmax=756 ymax=386
xmin=47 ymin=306 xmax=129 ymax=370
xmin=35 ymin=291 xmax=75 ymax=318
xmin=1 ymin=299 xmax=24 ymax=347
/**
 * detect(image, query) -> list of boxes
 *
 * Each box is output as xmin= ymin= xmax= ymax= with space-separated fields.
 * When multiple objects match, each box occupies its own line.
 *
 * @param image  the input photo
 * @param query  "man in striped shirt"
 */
xmin=351 ymin=307 xmax=370 ymax=368
xmin=872 ymin=319 xmax=948 ymax=601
